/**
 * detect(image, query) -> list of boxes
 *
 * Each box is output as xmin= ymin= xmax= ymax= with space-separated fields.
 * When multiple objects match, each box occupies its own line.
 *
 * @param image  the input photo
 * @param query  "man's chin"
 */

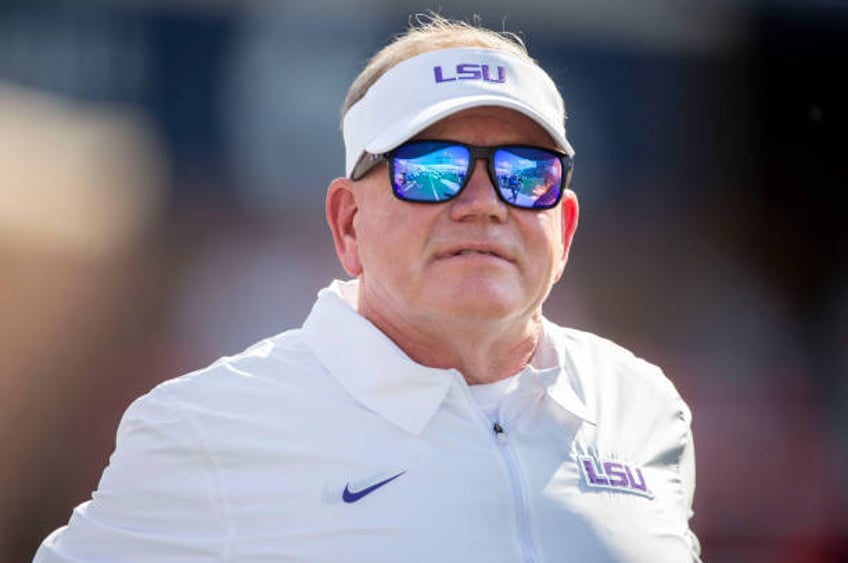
xmin=428 ymin=286 xmax=521 ymax=319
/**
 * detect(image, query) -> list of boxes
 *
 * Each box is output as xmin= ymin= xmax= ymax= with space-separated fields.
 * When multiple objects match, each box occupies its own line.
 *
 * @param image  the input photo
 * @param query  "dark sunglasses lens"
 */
xmin=493 ymin=147 xmax=564 ymax=209
xmin=392 ymin=142 xmax=470 ymax=202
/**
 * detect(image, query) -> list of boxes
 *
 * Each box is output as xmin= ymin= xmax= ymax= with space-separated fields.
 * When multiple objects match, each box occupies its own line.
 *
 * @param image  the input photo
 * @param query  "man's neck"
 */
xmin=360 ymin=304 xmax=543 ymax=385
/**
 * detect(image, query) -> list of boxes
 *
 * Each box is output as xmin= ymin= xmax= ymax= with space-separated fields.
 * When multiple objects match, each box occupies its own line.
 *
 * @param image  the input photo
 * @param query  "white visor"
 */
xmin=343 ymin=47 xmax=574 ymax=178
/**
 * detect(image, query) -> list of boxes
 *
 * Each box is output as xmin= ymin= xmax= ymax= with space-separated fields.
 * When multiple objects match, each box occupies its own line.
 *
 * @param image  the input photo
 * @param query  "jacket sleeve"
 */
xmin=680 ymin=408 xmax=702 ymax=562
xmin=33 ymin=387 xmax=230 ymax=562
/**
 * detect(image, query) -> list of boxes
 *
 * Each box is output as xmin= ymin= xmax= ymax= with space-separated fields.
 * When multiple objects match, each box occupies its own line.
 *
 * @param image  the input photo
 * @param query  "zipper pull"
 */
xmin=493 ymin=422 xmax=508 ymax=445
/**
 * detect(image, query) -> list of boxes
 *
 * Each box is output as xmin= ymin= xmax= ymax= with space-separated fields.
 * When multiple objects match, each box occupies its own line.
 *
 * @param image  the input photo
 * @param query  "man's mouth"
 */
xmin=454 ymin=249 xmax=500 ymax=257
xmin=436 ymin=245 xmax=513 ymax=262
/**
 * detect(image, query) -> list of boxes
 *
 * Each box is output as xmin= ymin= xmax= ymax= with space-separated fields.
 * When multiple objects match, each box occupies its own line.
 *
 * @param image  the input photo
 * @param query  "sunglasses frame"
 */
xmin=351 ymin=140 xmax=574 ymax=210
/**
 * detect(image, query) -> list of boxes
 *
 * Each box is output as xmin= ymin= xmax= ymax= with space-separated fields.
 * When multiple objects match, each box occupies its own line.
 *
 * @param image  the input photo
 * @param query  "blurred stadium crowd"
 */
xmin=1 ymin=2 xmax=846 ymax=561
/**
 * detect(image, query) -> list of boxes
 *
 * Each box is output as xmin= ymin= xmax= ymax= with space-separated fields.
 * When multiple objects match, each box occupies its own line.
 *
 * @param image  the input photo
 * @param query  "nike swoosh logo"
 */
xmin=342 ymin=471 xmax=406 ymax=503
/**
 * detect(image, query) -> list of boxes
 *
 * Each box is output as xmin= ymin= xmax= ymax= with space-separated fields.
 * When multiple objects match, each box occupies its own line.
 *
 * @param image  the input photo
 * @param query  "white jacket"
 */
xmin=35 ymin=279 xmax=700 ymax=562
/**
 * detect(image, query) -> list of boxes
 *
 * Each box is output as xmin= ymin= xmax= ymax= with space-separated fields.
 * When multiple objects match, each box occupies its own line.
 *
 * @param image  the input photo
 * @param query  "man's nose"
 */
xmin=448 ymin=159 xmax=508 ymax=222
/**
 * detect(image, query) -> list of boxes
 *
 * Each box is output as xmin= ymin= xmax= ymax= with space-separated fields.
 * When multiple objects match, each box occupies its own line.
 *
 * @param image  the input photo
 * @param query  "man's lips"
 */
xmin=433 ymin=244 xmax=514 ymax=262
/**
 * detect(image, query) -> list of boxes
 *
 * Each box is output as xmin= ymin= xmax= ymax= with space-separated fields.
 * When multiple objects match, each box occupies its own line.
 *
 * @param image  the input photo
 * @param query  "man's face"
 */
xmin=328 ymin=106 xmax=579 ymax=330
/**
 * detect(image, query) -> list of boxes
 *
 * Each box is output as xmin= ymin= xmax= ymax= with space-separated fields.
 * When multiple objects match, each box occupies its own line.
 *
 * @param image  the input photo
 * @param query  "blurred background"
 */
xmin=1 ymin=1 xmax=845 ymax=561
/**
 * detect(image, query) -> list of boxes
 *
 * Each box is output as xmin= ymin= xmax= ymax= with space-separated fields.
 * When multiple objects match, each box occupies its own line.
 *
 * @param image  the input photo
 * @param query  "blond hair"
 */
xmin=341 ymin=14 xmax=534 ymax=121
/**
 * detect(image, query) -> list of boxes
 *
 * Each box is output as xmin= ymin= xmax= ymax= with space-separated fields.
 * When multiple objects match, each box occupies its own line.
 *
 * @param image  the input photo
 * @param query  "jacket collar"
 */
xmin=531 ymin=318 xmax=597 ymax=425
xmin=302 ymin=280 xmax=595 ymax=434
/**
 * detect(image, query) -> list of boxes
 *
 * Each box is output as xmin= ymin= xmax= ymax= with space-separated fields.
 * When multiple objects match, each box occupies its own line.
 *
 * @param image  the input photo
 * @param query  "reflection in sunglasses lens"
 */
xmin=392 ymin=142 xmax=564 ymax=208
xmin=494 ymin=147 xmax=562 ymax=209
xmin=394 ymin=142 xmax=469 ymax=202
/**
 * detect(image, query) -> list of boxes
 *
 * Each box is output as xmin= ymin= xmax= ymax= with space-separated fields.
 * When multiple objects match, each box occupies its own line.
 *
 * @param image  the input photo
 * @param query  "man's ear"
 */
xmin=326 ymin=177 xmax=363 ymax=276
xmin=554 ymin=189 xmax=579 ymax=282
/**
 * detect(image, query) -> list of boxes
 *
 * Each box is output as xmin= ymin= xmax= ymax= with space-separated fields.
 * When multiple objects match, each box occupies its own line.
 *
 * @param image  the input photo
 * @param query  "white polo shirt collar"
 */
xmin=302 ymin=280 xmax=596 ymax=434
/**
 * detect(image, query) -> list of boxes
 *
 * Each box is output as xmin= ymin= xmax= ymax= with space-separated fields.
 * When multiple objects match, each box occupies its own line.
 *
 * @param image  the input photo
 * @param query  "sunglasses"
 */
xmin=351 ymin=140 xmax=574 ymax=210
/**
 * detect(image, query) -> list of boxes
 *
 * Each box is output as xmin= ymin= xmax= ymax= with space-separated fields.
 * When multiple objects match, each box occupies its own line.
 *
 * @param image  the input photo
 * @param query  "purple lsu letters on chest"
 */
xmin=578 ymin=456 xmax=653 ymax=498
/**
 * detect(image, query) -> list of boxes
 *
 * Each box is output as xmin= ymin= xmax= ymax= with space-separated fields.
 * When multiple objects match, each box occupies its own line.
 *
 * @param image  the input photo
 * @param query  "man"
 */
xmin=35 ymin=15 xmax=700 ymax=562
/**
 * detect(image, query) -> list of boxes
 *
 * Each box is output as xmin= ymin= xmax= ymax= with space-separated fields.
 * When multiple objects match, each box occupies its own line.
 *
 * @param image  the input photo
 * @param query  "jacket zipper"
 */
xmin=493 ymin=422 xmax=539 ymax=563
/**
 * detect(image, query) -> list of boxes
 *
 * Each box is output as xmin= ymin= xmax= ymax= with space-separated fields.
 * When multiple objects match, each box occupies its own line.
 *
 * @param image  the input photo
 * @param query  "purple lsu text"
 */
xmin=578 ymin=456 xmax=653 ymax=498
xmin=433 ymin=64 xmax=506 ymax=84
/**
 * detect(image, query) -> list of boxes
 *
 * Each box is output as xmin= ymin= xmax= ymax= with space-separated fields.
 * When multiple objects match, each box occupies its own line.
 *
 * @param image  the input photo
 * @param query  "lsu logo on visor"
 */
xmin=578 ymin=456 xmax=653 ymax=499
xmin=433 ymin=64 xmax=506 ymax=84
